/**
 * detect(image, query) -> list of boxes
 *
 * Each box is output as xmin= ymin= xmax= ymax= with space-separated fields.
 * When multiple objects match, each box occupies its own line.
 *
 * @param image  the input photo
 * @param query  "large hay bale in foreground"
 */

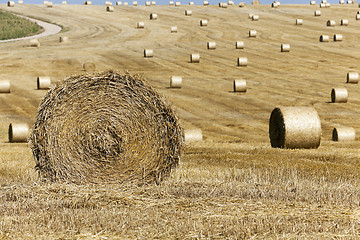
xmin=269 ymin=107 xmax=322 ymax=149
xmin=30 ymin=71 xmax=183 ymax=184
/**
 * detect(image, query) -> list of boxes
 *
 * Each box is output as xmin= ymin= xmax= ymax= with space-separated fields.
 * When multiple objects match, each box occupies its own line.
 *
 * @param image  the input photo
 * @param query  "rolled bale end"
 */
xmin=233 ymin=79 xmax=246 ymax=92
xmin=296 ymin=19 xmax=303 ymax=25
xmin=249 ymin=30 xmax=257 ymax=37
xmin=332 ymin=127 xmax=356 ymax=141
xmin=169 ymin=1 xmax=174 ymax=5
xmin=185 ymin=10 xmax=192 ymax=16
xmin=37 ymin=76 xmax=51 ymax=90
xmin=347 ymin=72 xmax=359 ymax=83
xmin=29 ymin=39 xmax=40 ymax=47
xmin=190 ymin=53 xmax=200 ymax=63
xmin=327 ymin=20 xmax=335 ymax=26
xmin=170 ymin=76 xmax=182 ymax=88
xmin=106 ymin=6 xmax=114 ymax=11
xmin=151 ymin=1 xmax=156 ymax=5
xmin=331 ymin=88 xmax=348 ymax=103
xmin=203 ymin=1 xmax=209 ymax=5
xmin=150 ymin=13 xmax=158 ymax=20
xmin=133 ymin=1 xmax=138 ymax=6
xmin=84 ymin=1 xmax=92 ymax=5
xmin=30 ymin=71 xmax=183 ymax=184
xmin=175 ymin=2 xmax=181 ymax=6
xmin=339 ymin=0 xmax=344 ymax=4
xmin=235 ymin=41 xmax=244 ymax=49
xmin=184 ymin=129 xmax=203 ymax=142
xmin=145 ymin=1 xmax=150 ymax=5
xmin=269 ymin=107 xmax=322 ymax=149
xmin=237 ymin=57 xmax=248 ymax=67
xmin=314 ymin=10 xmax=321 ymax=16
xmin=320 ymin=35 xmax=329 ymax=42
xmin=7 ymin=1 xmax=15 ymax=7
xmin=200 ymin=19 xmax=208 ymax=26
xmin=341 ymin=19 xmax=348 ymax=26
xmin=116 ymin=1 xmax=122 ymax=5
xmin=59 ymin=36 xmax=69 ymax=43
xmin=0 ymin=80 xmax=10 ymax=93
xmin=310 ymin=0 xmax=315 ymax=5
xmin=333 ymin=34 xmax=343 ymax=41
xmin=252 ymin=15 xmax=259 ymax=21
xmin=83 ymin=62 xmax=96 ymax=72
xmin=137 ymin=22 xmax=144 ymax=28
xmin=144 ymin=49 xmax=154 ymax=58
xmin=9 ymin=123 xmax=29 ymax=143
xmin=281 ymin=44 xmax=290 ymax=52
xmin=189 ymin=1 xmax=194 ymax=5
xmin=170 ymin=26 xmax=178 ymax=33
xmin=272 ymin=2 xmax=278 ymax=7
xmin=207 ymin=41 xmax=216 ymax=50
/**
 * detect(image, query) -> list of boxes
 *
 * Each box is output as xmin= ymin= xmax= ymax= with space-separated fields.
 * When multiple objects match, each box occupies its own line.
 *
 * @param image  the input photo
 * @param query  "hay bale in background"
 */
xmin=46 ymin=2 xmax=53 ymax=7
xmin=332 ymin=127 xmax=355 ymax=141
xmin=252 ymin=0 xmax=260 ymax=4
xmin=145 ymin=1 xmax=150 ymax=5
xmin=170 ymin=26 xmax=177 ymax=33
xmin=189 ymin=1 xmax=194 ymax=5
xmin=333 ymin=34 xmax=343 ymax=41
xmin=175 ymin=1 xmax=181 ymax=6
xmin=7 ymin=1 xmax=15 ymax=7
xmin=151 ymin=1 xmax=156 ymax=5
xmin=133 ymin=1 xmax=137 ymax=5
xmin=296 ymin=19 xmax=303 ymax=25
xmin=207 ymin=41 xmax=216 ymax=49
xmin=239 ymin=2 xmax=245 ymax=7
xmin=137 ymin=22 xmax=144 ymax=28
xmin=200 ymin=19 xmax=208 ymax=26
xmin=144 ymin=49 xmax=153 ymax=58
xmin=106 ymin=5 xmax=114 ymax=10
xmin=327 ymin=20 xmax=335 ymax=26
xmin=37 ymin=76 xmax=51 ymax=90
xmin=0 ymin=80 xmax=10 ymax=93
xmin=184 ymin=129 xmax=203 ymax=142
xmin=185 ymin=10 xmax=192 ymax=16
xmin=252 ymin=15 xmax=259 ymax=21
xmin=150 ymin=13 xmax=157 ymax=20
xmin=9 ymin=123 xmax=29 ymax=143
xmin=30 ymin=71 xmax=183 ymax=184
xmin=320 ymin=35 xmax=329 ymax=42
xmin=190 ymin=53 xmax=200 ymax=63
xmin=249 ymin=30 xmax=257 ymax=37
xmin=237 ymin=57 xmax=248 ymax=66
xmin=124 ymin=2 xmax=129 ymax=5
xmin=341 ymin=19 xmax=348 ymax=26
xmin=331 ymin=88 xmax=348 ymax=103
xmin=83 ymin=62 xmax=96 ymax=72
xmin=62 ymin=1 xmax=67 ymax=4
xmin=105 ymin=1 xmax=112 ymax=5
xmin=84 ymin=1 xmax=92 ymax=4
xmin=272 ymin=2 xmax=278 ymax=7
xmin=233 ymin=79 xmax=246 ymax=92
xmin=116 ymin=1 xmax=122 ymax=5
xmin=29 ymin=39 xmax=40 ymax=47
xmin=269 ymin=107 xmax=321 ymax=149
xmin=310 ymin=0 xmax=315 ymax=5
xmin=235 ymin=41 xmax=244 ymax=49
xmin=170 ymin=76 xmax=182 ymax=88
xmin=169 ymin=1 xmax=174 ymax=5
xmin=59 ymin=36 xmax=69 ymax=43
xmin=204 ymin=1 xmax=209 ymax=5
xmin=339 ymin=0 xmax=344 ymax=3
xmin=18 ymin=0 xmax=23 ymax=4
xmin=314 ymin=10 xmax=321 ymax=16
xmin=228 ymin=0 xmax=234 ymax=5
xmin=347 ymin=72 xmax=359 ymax=83
xmin=356 ymin=14 xmax=360 ymax=20
xmin=281 ymin=43 xmax=290 ymax=52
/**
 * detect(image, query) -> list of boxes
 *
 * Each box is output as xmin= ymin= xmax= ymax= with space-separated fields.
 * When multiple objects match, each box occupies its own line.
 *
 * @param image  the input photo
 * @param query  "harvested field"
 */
xmin=0 ymin=3 xmax=360 ymax=239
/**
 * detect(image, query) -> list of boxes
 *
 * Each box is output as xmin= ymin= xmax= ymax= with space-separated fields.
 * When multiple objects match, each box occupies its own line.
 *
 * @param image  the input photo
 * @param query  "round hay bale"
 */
xmin=137 ymin=22 xmax=144 ymax=28
xmin=296 ymin=19 xmax=303 ymax=25
xmin=7 ymin=1 xmax=15 ymax=7
xmin=169 ymin=1 xmax=174 ymax=5
xmin=233 ymin=79 xmax=246 ymax=92
xmin=84 ymin=1 xmax=92 ymax=5
xmin=18 ymin=0 xmax=23 ymax=4
xmin=320 ymin=3 xmax=326 ymax=7
xmin=272 ymin=2 xmax=278 ymax=7
xmin=248 ymin=13 xmax=254 ymax=19
xmin=219 ymin=2 xmax=227 ymax=8
xmin=252 ymin=15 xmax=259 ymax=21
xmin=123 ymin=2 xmax=128 ymax=5
xmin=175 ymin=1 xmax=181 ymax=6
xmin=341 ymin=19 xmax=348 ymax=26
xmin=170 ymin=26 xmax=177 ymax=33
xmin=347 ymin=0 xmax=352 ymax=3
xmin=314 ymin=10 xmax=321 ymax=16
xmin=170 ymin=76 xmax=182 ymax=88
xmin=151 ymin=1 xmax=156 ymax=5
xmin=62 ymin=1 xmax=67 ymax=4
xmin=37 ymin=76 xmax=51 ymax=90
xmin=46 ymin=2 xmax=53 ymax=7
xmin=333 ymin=34 xmax=343 ymax=41
xmin=356 ymin=14 xmax=360 ymax=20
xmin=200 ymin=19 xmax=208 ymax=26
xmin=204 ymin=0 xmax=209 ymax=5
xmin=105 ymin=1 xmax=112 ymax=5
xmin=184 ymin=129 xmax=203 ymax=142
xmin=321 ymin=0 xmax=327 ymax=3
xmin=207 ymin=41 xmax=216 ymax=50
xmin=144 ymin=49 xmax=153 ymax=58
xmin=239 ymin=2 xmax=245 ymax=7
xmin=332 ymin=127 xmax=355 ymax=141
xmin=190 ymin=53 xmax=200 ymax=63
xmin=281 ymin=43 xmax=290 ymax=52
xmin=235 ymin=41 xmax=244 ymax=49
xmin=189 ymin=1 xmax=194 ymax=5
xmin=60 ymin=36 xmax=69 ymax=43
xmin=228 ymin=0 xmax=234 ymax=5
xmin=133 ymin=1 xmax=137 ymax=5
xmin=331 ymin=88 xmax=348 ymax=103
xmin=310 ymin=0 xmax=315 ymax=5
xmin=29 ymin=39 xmax=40 ymax=47
xmin=9 ymin=123 xmax=29 ymax=143
xmin=269 ymin=107 xmax=321 ymax=149
xmin=116 ymin=1 xmax=122 ymax=5
xmin=44 ymin=0 xmax=47 ymax=4
xmin=0 ymin=80 xmax=10 ymax=93
xmin=30 ymin=71 xmax=183 ymax=184
xmin=347 ymin=72 xmax=359 ymax=83
xmin=83 ymin=62 xmax=96 ymax=72
xmin=327 ymin=20 xmax=335 ymax=26
xmin=145 ymin=1 xmax=150 ymax=5
xmin=325 ymin=2 xmax=330 ymax=6
xmin=320 ymin=35 xmax=329 ymax=42
xmin=339 ymin=0 xmax=344 ymax=4
xmin=150 ymin=13 xmax=157 ymax=20
xmin=249 ymin=30 xmax=257 ymax=37
xmin=237 ymin=57 xmax=248 ymax=67
xmin=185 ymin=10 xmax=192 ymax=16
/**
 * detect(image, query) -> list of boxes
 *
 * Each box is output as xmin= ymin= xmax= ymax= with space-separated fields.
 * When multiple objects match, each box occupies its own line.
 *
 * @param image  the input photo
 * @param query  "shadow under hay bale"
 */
xmin=269 ymin=107 xmax=322 ymax=149
xmin=30 ymin=71 xmax=183 ymax=184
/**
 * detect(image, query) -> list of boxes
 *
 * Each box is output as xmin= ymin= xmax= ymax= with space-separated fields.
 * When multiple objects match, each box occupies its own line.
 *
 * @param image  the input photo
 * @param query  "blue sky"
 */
xmin=7 ymin=0 xmax=344 ymax=5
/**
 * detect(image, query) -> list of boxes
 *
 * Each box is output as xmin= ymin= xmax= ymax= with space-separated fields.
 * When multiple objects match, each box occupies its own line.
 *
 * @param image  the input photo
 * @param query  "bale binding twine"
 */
xmin=269 ymin=107 xmax=322 ymax=149
xmin=30 ymin=71 xmax=183 ymax=184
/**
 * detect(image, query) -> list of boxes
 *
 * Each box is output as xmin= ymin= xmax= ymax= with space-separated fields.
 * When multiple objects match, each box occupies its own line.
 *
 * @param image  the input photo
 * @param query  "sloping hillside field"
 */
xmin=0 ymin=2 xmax=360 ymax=238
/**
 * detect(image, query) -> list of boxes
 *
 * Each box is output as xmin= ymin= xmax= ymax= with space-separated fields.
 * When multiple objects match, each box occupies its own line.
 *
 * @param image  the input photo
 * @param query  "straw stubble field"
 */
xmin=1 ymin=3 xmax=360 ymax=239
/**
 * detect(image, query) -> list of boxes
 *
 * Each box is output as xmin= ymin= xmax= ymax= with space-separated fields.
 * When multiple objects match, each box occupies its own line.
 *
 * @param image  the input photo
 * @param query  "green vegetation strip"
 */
xmin=0 ymin=10 xmax=41 ymax=40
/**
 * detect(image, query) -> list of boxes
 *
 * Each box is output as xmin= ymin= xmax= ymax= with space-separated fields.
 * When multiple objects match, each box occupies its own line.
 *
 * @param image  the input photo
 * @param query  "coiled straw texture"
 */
xmin=30 ymin=71 xmax=183 ymax=184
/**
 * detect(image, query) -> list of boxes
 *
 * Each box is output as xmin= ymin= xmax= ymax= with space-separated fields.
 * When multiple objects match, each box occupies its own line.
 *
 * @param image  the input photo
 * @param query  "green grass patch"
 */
xmin=0 ymin=10 xmax=42 ymax=40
